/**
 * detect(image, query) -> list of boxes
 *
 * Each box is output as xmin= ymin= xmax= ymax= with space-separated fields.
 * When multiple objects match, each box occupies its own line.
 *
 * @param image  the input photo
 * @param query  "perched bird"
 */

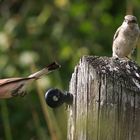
xmin=112 ymin=15 xmax=140 ymax=58
xmin=0 ymin=62 xmax=60 ymax=99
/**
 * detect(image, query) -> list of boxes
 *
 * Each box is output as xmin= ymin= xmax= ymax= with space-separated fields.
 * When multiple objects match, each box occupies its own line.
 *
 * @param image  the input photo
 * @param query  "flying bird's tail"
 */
xmin=28 ymin=61 xmax=61 ymax=79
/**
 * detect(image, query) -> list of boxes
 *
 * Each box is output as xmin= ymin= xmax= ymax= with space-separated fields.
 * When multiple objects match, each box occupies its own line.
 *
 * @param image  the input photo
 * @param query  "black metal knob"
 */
xmin=45 ymin=88 xmax=73 ymax=108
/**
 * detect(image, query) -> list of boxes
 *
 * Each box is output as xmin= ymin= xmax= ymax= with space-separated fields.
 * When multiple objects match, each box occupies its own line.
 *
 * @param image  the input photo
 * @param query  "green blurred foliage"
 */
xmin=0 ymin=0 xmax=140 ymax=140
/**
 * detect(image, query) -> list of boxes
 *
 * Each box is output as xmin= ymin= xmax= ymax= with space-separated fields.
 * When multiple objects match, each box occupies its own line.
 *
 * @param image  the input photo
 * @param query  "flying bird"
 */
xmin=0 ymin=62 xmax=60 ymax=98
xmin=112 ymin=15 xmax=140 ymax=58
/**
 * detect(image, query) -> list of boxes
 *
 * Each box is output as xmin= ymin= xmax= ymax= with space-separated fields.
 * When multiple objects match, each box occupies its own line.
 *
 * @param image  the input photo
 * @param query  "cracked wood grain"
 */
xmin=68 ymin=56 xmax=140 ymax=140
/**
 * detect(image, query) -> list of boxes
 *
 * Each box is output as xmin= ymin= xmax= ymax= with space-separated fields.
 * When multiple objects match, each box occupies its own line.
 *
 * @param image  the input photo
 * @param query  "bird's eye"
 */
xmin=131 ymin=19 xmax=137 ymax=23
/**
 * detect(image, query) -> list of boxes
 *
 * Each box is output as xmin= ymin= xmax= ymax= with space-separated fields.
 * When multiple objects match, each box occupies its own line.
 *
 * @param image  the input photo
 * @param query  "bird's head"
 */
xmin=122 ymin=15 xmax=138 ymax=28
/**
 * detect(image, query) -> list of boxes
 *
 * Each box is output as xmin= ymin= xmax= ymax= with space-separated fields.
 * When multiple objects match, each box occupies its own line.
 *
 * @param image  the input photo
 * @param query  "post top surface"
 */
xmin=80 ymin=56 xmax=140 ymax=92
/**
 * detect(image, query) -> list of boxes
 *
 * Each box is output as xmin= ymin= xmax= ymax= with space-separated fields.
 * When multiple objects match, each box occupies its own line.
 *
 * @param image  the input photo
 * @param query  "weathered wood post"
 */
xmin=68 ymin=56 xmax=140 ymax=140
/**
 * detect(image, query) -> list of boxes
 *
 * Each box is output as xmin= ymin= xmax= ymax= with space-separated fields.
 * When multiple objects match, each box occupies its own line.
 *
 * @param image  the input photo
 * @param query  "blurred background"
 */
xmin=0 ymin=0 xmax=140 ymax=140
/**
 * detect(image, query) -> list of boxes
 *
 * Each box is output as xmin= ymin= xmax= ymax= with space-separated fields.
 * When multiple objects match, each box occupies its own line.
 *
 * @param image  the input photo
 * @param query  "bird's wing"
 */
xmin=0 ymin=61 xmax=61 ymax=86
xmin=0 ymin=77 xmax=33 ymax=86
xmin=28 ymin=61 xmax=60 ymax=78
xmin=113 ymin=26 xmax=121 ymax=41
xmin=0 ymin=77 xmax=34 ymax=98
xmin=0 ymin=61 xmax=61 ymax=99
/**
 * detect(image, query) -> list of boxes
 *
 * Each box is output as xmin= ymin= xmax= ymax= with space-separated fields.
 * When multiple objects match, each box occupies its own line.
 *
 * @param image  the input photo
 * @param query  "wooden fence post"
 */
xmin=68 ymin=56 xmax=140 ymax=140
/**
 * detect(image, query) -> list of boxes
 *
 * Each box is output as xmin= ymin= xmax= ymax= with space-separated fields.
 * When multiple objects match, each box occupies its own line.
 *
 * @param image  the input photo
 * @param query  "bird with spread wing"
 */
xmin=0 ymin=62 xmax=61 ymax=98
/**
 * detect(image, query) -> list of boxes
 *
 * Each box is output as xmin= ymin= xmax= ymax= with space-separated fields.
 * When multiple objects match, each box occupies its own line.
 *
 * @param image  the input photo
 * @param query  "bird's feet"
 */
xmin=11 ymin=84 xmax=27 ymax=97
xmin=19 ymin=91 xmax=27 ymax=97
xmin=11 ymin=90 xmax=27 ymax=97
